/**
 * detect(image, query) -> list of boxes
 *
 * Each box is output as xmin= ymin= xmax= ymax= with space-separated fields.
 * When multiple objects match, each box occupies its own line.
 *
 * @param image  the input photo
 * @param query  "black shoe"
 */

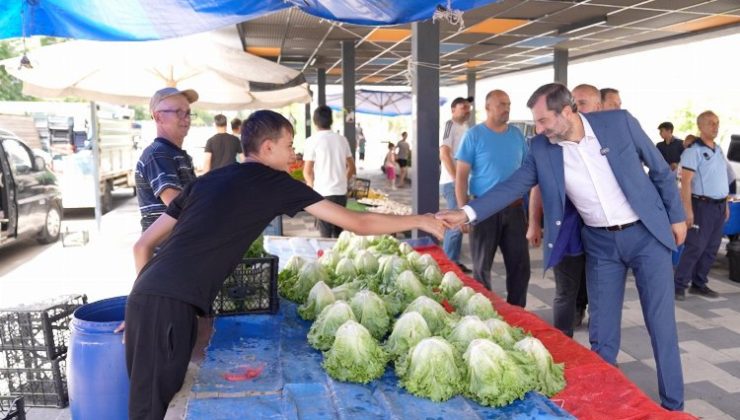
xmin=456 ymin=262 xmax=472 ymax=274
xmin=675 ymin=289 xmax=686 ymax=301
xmin=688 ymin=285 xmax=719 ymax=298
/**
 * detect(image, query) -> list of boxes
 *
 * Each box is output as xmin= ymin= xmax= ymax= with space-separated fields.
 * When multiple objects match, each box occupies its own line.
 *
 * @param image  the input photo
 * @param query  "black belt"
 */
xmin=599 ymin=221 xmax=639 ymax=231
xmin=692 ymin=194 xmax=726 ymax=204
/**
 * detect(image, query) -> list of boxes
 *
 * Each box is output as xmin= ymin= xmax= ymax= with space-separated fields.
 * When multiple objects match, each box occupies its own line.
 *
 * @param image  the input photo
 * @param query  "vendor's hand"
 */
xmin=461 ymin=224 xmax=470 ymax=234
xmin=418 ymin=214 xmax=446 ymax=240
xmin=685 ymin=212 xmax=694 ymax=230
xmin=526 ymin=223 xmax=542 ymax=247
xmin=114 ymin=321 xmax=125 ymax=344
xmin=435 ymin=209 xmax=468 ymax=229
xmin=672 ymin=222 xmax=687 ymax=246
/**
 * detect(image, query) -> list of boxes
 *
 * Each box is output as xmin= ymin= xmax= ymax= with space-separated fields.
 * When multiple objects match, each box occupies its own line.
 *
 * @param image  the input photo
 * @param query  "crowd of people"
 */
xmin=120 ymin=81 xmax=730 ymax=417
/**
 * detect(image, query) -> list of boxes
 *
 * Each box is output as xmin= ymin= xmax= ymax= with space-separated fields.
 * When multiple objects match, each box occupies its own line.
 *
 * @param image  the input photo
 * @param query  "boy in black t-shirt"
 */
xmin=119 ymin=110 xmax=446 ymax=419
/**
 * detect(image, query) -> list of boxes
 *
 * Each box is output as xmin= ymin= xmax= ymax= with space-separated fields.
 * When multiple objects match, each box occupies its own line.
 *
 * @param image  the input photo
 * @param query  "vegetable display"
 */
xmin=276 ymin=232 xmax=565 ymax=407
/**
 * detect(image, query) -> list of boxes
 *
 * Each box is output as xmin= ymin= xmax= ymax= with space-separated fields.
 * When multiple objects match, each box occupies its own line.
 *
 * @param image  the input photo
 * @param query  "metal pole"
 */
xmin=90 ymin=101 xmax=102 ymax=231
xmin=341 ymin=41 xmax=356 ymax=155
xmin=317 ymin=68 xmax=327 ymax=106
xmin=305 ymin=102 xmax=311 ymax=138
xmin=411 ymin=20 xmax=440 ymax=239
xmin=466 ymin=70 xmax=476 ymax=125
xmin=554 ymin=48 xmax=568 ymax=85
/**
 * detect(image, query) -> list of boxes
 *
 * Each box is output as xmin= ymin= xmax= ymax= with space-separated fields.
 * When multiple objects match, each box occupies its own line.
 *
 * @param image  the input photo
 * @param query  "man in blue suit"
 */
xmin=437 ymin=83 xmax=686 ymax=411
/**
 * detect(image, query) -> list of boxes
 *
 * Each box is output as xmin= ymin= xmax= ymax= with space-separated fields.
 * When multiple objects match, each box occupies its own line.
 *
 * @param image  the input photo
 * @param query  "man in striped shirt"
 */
xmin=135 ymin=87 xmax=199 ymax=231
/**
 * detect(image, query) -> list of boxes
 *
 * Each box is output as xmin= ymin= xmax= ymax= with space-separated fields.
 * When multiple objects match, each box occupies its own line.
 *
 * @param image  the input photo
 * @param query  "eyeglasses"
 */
xmin=156 ymin=109 xmax=193 ymax=119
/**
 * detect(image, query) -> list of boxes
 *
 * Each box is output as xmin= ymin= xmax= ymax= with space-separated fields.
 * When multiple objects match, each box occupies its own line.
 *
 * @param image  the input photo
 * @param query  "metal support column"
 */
xmin=89 ymin=101 xmax=101 ymax=230
xmin=466 ymin=70 xmax=476 ymax=125
xmin=554 ymin=48 xmax=568 ymax=85
xmin=341 ymin=40 xmax=356 ymax=155
xmin=304 ymin=102 xmax=311 ymax=138
xmin=317 ymin=68 xmax=326 ymax=106
xmin=411 ymin=20 xmax=440 ymax=238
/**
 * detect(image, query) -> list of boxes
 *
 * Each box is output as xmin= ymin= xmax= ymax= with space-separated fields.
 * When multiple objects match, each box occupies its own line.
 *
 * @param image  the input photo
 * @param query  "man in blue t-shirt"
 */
xmin=675 ymin=111 xmax=728 ymax=300
xmin=455 ymin=89 xmax=530 ymax=307
xmin=135 ymin=87 xmax=199 ymax=231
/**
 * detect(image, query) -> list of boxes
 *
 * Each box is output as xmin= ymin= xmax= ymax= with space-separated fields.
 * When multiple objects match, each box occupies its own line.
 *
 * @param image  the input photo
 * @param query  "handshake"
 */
xmin=416 ymin=209 xmax=471 ymax=239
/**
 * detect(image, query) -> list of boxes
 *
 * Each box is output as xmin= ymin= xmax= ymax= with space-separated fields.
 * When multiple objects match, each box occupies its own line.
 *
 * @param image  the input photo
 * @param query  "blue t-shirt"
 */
xmin=455 ymin=123 xmax=527 ymax=197
xmin=680 ymin=139 xmax=729 ymax=200
xmin=135 ymin=137 xmax=197 ymax=231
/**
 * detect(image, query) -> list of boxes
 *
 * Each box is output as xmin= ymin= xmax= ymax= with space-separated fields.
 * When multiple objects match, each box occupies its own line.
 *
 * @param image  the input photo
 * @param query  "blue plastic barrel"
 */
xmin=68 ymin=296 xmax=129 ymax=420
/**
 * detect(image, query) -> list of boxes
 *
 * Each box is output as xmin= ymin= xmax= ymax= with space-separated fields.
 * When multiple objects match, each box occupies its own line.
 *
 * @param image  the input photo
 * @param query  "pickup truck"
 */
xmin=0 ymin=129 xmax=62 ymax=247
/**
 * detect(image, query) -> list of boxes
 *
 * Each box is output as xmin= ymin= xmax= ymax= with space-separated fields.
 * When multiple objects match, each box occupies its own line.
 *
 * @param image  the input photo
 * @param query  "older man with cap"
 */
xmin=135 ymin=87 xmax=199 ymax=231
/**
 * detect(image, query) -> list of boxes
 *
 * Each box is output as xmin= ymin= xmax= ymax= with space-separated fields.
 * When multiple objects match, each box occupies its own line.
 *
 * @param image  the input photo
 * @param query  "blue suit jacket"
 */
xmin=469 ymin=110 xmax=685 ymax=270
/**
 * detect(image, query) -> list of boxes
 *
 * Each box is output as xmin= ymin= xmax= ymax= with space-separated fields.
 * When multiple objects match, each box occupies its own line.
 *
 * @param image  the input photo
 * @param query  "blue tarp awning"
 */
xmin=0 ymin=1 xmax=500 ymax=41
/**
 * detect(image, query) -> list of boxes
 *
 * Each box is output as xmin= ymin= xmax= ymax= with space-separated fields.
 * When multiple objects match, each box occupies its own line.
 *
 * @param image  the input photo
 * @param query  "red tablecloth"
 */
xmin=415 ymin=245 xmax=696 ymax=420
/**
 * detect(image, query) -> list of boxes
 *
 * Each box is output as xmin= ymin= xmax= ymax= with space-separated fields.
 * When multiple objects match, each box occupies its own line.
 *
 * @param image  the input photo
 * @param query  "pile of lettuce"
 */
xmin=275 ymin=232 xmax=566 ymax=406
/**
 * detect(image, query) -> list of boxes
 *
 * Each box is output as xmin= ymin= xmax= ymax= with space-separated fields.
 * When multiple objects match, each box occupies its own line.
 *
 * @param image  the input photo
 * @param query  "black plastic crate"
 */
xmin=213 ymin=255 xmax=279 ymax=316
xmin=0 ymin=295 xmax=87 ymax=360
xmin=0 ymin=355 xmax=66 ymax=408
xmin=0 ymin=396 xmax=26 ymax=420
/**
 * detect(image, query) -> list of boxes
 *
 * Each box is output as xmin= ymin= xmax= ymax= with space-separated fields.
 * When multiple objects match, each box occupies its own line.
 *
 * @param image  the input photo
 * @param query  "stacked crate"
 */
xmin=0 ymin=295 xmax=87 ymax=409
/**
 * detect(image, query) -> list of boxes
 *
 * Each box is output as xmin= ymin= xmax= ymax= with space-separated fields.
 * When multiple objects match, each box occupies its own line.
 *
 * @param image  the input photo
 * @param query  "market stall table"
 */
xmin=186 ymin=238 xmax=696 ymax=420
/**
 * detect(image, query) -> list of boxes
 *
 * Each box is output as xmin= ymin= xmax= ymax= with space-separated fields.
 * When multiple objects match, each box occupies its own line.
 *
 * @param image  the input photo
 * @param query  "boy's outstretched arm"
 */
xmin=305 ymin=199 xmax=447 ymax=240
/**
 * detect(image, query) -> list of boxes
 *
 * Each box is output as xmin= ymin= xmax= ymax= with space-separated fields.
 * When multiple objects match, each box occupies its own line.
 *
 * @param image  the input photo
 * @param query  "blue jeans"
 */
xmin=441 ymin=183 xmax=462 ymax=263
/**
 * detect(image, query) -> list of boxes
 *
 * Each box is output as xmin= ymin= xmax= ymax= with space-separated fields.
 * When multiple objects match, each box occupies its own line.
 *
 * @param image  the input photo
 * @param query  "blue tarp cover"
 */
xmin=0 ymin=1 xmax=499 ymax=41
xmin=187 ymin=300 xmax=574 ymax=419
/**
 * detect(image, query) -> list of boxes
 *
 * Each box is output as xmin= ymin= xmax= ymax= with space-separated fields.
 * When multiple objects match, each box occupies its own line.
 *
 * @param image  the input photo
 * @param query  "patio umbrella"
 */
xmin=326 ymin=89 xmax=447 ymax=117
xmin=0 ymin=28 xmax=311 ymax=110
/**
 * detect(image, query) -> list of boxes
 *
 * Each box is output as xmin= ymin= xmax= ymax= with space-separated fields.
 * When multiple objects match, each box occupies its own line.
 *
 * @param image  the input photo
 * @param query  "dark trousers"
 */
xmin=553 ymin=254 xmax=586 ymax=337
xmin=575 ymin=273 xmax=588 ymax=313
xmin=125 ymin=294 xmax=198 ymax=420
xmin=675 ymin=199 xmax=726 ymax=290
xmin=470 ymin=205 xmax=531 ymax=307
xmin=318 ymin=195 xmax=348 ymax=238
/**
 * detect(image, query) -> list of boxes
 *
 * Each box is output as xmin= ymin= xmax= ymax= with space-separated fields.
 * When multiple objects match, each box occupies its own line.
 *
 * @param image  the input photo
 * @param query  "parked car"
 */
xmin=0 ymin=129 xmax=63 ymax=247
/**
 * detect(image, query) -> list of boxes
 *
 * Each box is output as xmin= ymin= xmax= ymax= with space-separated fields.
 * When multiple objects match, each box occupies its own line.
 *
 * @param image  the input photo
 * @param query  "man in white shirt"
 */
xmin=437 ymin=83 xmax=686 ymax=411
xmin=303 ymin=105 xmax=356 ymax=237
xmin=527 ymin=83 xmax=602 ymax=336
xmin=439 ymin=97 xmax=472 ymax=273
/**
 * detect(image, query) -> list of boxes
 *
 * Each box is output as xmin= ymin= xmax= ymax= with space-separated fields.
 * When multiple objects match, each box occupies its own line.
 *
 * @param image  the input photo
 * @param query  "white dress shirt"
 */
xmin=558 ymin=114 xmax=639 ymax=227
xmin=461 ymin=114 xmax=639 ymax=227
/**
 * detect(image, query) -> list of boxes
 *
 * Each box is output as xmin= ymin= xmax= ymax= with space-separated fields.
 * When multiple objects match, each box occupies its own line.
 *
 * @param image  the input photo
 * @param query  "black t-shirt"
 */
xmin=131 ymin=162 xmax=323 ymax=314
xmin=656 ymin=138 xmax=684 ymax=165
xmin=205 ymin=133 xmax=242 ymax=170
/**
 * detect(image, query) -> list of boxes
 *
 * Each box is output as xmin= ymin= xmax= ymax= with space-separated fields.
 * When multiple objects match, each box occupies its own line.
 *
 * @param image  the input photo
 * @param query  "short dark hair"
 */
xmin=231 ymin=118 xmax=242 ymax=131
xmin=600 ymin=88 xmax=619 ymax=102
xmin=214 ymin=114 xmax=227 ymax=127
xmin=313 ymin=105 xmax=333 ymax=129
xmin=451 ymin=97 xmax=471 ymax=108
xmin=526 ymin=83 xmax=576 ymax=113
xmin=658 ymin=122 xmax=674 ymax=132
xmin=241 ymin=110 xmax=294 ymax=155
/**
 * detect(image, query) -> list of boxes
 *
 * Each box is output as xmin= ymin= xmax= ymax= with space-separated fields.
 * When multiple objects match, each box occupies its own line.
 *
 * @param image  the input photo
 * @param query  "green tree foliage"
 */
xmin=671 ymin=102 xmax=698 ymax=136
xmin=0 ymin=41 xmax=36 ymax=101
